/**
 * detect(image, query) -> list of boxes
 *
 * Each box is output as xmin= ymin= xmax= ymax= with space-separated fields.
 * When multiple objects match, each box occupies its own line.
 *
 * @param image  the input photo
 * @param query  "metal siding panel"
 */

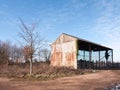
xmin=50 ymin=41 xmax=77 ymax=69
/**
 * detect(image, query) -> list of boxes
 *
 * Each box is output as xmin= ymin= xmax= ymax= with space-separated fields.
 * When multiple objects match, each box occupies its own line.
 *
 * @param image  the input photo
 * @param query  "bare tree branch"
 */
xmin=18 ymin=18 xmax=45 ymax=75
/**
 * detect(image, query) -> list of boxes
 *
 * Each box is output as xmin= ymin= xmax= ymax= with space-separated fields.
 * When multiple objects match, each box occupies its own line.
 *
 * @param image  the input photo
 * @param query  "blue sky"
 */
xmin=0 ymin=0 xmax=120 ymax=62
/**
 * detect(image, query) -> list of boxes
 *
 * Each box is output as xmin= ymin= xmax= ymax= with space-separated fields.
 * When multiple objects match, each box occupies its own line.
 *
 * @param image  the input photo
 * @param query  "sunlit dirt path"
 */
xmin=0 ymin=70 xmax=120 ymax=90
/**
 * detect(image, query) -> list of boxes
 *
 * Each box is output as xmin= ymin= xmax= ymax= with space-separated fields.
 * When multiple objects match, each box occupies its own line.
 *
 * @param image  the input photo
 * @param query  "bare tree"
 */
xmin=18 ymin=19 xmax=44 ymax=75
xmin=9 ymin=44 xmax=23 ymax=64
xmin=22 ymin=45 xmax=33 ymax=63
xmin=40 ymin=48 xmax=51 ymax=63
xmin=0 ymin=40 xmax=23 ymax=66
xmin=0 ymin=40 xmax=11 ymax=65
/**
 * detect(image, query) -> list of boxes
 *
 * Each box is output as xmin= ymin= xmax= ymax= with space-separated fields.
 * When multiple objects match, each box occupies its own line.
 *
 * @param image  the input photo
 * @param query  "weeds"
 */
xmin=0 ymin=63 xmax=95 ymax=81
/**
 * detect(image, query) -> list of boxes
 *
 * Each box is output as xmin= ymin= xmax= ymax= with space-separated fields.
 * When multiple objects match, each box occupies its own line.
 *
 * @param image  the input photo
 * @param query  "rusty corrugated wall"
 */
xmin=50 ymin=34 xmax=77 ymax=69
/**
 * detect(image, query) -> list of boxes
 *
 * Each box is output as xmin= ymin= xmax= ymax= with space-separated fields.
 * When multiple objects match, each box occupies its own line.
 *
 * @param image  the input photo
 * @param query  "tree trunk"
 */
xmin=30 ymin=55 xmax=33 ymax=75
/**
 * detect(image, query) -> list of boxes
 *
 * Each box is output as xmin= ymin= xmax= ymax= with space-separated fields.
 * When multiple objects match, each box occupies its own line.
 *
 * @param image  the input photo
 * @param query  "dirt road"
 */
xmin=0 ymin=70 xmax=120 ymax=90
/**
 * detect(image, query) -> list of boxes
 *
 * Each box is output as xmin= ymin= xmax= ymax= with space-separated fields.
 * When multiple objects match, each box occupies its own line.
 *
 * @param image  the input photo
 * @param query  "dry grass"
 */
xmin=0 ymin=63 xmax=95 ymax=81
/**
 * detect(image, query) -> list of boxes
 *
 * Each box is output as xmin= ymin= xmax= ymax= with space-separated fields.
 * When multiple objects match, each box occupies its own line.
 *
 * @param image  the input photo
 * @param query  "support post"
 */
xmin=111 ymin=49 xmax=113 ymax=67
xmin=99 ymin=51 xmax=100 ymax=68
xmin=89 ymin=44 xmax=92 ymax=68
xmin=83 ymin=50 xmax=85 ymax=60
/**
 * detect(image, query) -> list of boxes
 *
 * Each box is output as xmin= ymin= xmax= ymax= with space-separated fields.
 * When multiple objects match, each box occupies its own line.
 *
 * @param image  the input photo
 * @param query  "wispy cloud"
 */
xmin=36 ymin=0 xmax=86 ymax=37
xmin=93 ymin=0 xmax=120 ymax=61
xmin=0 ymin=5 xmax=16 ymax=25
xmin=43 ymin=1 xmax=85 ymax=21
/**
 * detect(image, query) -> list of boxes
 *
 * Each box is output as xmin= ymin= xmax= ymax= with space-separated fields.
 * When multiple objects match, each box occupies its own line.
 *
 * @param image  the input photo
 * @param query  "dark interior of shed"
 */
xmin=77 ymin=39 xmax=113 ymax=69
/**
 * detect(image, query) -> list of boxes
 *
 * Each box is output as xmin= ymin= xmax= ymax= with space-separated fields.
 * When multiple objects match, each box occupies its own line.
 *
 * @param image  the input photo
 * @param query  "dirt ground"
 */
xmin=0 ymin=70 xmax=120 ymax=90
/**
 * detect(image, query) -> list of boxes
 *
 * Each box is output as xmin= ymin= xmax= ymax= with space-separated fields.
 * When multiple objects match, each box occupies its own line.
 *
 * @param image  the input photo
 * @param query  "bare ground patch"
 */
xmin=0 ymin=70 xmax=120 ymax=90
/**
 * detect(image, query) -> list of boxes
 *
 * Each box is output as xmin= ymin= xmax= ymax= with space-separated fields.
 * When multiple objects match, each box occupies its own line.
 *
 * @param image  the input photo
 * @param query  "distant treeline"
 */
xmin=0 ymin=40 xmax=23 ymax=65
xmin=0 ymin=40 xmax=50 ymax=65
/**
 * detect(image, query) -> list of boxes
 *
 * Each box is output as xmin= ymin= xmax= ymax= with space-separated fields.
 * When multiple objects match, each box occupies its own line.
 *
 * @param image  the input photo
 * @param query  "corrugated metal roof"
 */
xmin=60 ymin=33 xmax=112 ymax=51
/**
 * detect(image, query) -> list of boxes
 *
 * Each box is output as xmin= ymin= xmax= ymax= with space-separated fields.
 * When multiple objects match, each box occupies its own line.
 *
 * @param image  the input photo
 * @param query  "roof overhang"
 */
xmin=77 ymin=39 xmax=112 ymax=51
xmin=51 ymin=33 xmax=112 ymax=52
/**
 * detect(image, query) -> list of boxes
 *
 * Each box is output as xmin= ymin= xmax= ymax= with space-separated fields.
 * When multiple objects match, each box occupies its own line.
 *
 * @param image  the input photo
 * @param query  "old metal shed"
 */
xmin=50 ymin=33 xmax=113 ymax=69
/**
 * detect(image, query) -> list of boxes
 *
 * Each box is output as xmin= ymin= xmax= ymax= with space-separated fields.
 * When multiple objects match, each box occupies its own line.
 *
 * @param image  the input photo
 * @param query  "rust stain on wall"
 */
xmin=65 ymin=52 xmax=75 ymax=67
xmin=50 ymin=46 xmax=63 ymax=66
xmin=51 ymin=52 xmax=62 ymax=66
